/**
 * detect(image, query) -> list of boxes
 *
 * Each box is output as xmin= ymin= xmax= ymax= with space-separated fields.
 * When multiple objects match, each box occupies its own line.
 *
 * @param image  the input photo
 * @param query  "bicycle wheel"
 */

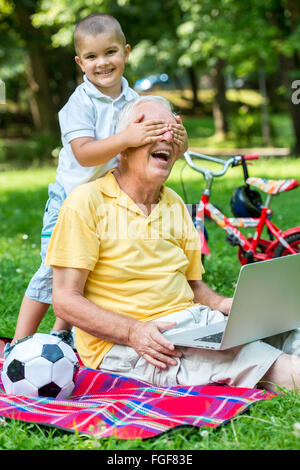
xmin=273 ymin=232 xmax=300 ymax=258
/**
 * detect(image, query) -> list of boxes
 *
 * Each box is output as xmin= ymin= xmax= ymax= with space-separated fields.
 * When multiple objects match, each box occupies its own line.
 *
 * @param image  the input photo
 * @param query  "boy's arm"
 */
xmin=71 ymin=117 xmax=171 ymax=167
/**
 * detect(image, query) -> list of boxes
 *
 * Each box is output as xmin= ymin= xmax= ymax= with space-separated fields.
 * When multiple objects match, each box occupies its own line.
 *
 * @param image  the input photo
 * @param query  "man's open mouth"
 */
xmin=151 ymin=150 xmax=170 ymax=163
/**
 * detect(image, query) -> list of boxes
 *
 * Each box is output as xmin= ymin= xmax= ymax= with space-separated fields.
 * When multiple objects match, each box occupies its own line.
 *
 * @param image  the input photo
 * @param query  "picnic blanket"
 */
xmin=0 ymin=337 xmax=274 ymax=439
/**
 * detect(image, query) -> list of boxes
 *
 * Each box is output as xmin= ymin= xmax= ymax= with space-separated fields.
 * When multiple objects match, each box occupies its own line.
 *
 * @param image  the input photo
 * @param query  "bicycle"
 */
xmin=182 ymin=150 xmax=300 ymax=264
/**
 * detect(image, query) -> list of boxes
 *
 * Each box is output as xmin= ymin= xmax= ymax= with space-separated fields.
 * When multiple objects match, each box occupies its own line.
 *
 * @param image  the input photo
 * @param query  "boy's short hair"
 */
xmin=74 ymin=14 xmax=126 ymax=55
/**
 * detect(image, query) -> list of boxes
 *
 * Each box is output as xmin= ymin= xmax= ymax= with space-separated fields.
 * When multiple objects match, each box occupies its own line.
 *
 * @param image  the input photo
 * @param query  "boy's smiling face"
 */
xmin=75 ymin=32 xmax=131 ymax=99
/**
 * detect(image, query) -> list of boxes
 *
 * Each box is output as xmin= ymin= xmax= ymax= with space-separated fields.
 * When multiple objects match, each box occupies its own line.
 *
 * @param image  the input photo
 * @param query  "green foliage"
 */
xmin=1 ymin=0 xmax=300 ymax=154
xmin=0 ymin=2 xmax=27 ymax=84
xmin=0 ymin=133 xmax=60 ymax=166
xmin=230 ymin=107 xmax=265 ymax=146
xmin=181 ymin=111 xmax=294 ymax=149
xmin=176 ymin=0 xmax=299 ymax=74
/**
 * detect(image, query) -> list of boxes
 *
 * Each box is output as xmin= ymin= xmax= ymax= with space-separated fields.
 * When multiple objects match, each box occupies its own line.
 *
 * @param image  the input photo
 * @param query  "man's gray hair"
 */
xmin=116 ymin=95 xmax=173 ymax=133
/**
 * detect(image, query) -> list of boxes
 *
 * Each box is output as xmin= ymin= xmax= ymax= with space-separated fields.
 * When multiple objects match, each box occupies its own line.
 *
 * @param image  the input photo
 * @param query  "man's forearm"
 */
xmin=189 ymin=280 xmax=231 ymax=314
xmin=53 ymin=288 xmax=182 ymax=369
xmin=53 ymin=289 xmax=137 ymax=345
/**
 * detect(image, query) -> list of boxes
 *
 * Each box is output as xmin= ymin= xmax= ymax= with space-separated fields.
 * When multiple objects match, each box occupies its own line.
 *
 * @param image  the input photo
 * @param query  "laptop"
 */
xmin=163 ymin=253 xmax=300 ymax=350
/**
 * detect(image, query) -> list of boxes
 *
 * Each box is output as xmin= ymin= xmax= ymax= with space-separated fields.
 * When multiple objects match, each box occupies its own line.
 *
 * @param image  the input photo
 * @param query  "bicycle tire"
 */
xmin=273 ymin=232 xmax=300 ymax=258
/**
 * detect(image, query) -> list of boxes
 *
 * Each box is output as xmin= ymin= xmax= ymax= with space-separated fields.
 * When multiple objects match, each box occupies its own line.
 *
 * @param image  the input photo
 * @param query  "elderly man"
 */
xmin=46 ymin=95 xmax=300 ymax=392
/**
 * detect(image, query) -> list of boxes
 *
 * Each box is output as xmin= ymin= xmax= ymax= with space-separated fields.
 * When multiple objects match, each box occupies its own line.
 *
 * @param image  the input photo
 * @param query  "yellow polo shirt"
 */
xmin=46 ymin=170 xmax=204 ymax=369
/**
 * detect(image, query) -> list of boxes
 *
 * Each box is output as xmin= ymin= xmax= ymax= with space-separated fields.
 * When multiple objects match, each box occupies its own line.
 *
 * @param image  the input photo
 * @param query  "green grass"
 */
xmin=0 ymin=159 xmax=300 ymax=450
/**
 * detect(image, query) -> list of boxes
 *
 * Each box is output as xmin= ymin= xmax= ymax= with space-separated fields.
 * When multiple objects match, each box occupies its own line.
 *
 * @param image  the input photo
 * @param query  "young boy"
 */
xmin=6 ymin=13 xmax=187 ymax=354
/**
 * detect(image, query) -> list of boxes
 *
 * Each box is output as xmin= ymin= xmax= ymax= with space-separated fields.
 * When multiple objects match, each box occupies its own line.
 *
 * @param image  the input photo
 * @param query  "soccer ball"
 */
xmin=1 ymin=333 xmax=79 ymax=399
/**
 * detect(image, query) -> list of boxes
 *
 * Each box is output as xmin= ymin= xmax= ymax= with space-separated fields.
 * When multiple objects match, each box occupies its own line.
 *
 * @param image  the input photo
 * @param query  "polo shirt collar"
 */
xmin=83 ymin=75 xmax=130 ymax=102
xmin=98 ymin=170 xmax=169 ymax=220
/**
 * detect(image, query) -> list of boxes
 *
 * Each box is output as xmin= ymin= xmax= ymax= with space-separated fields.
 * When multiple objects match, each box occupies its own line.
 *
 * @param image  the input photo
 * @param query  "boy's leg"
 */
xmin=11 ymin=182 xmax=72 ymax=344
xmin=12 ymin=295 xmax=73 ymax=344
xmin=51 ymin=317 xmax=73 ymax=332
xmin=12 ymin=295 xmax=50 ymax=344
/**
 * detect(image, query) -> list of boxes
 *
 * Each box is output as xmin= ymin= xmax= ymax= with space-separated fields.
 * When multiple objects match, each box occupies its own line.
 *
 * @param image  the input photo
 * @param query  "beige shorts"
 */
xmin=99 ymin=305 xmax=300 ymax=388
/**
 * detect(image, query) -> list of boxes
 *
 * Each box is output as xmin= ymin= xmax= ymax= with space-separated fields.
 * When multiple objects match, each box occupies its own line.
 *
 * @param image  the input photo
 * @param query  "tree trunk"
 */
xmin=55 ymin=47 xmax=77 ymax=108
xmin=14 ymin=1 xmax=57 ymax=133
xmin=258 ymin=64 xmax=271 ymax=146
xmin=187 ymin=66 xmax=200 ymax=111
xmin=211 ymin=58 xmax=229 ymax=139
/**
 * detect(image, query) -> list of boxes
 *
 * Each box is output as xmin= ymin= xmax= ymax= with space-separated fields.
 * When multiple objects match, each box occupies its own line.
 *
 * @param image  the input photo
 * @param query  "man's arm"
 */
xmin=188 ymin=280 xmax=233 ymax=315
xmin=52 ymin=266 xmax=182 ymax=369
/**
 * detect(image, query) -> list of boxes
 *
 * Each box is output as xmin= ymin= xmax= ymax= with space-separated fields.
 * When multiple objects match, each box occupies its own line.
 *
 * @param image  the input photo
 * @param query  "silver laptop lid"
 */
xmin=221 ymin=253 xmax=300 ymax=349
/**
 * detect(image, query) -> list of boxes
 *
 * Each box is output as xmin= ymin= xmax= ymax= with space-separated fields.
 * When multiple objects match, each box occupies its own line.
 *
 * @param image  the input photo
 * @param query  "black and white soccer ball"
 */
xmin=1 ymin=333 xmax=79 ymax=399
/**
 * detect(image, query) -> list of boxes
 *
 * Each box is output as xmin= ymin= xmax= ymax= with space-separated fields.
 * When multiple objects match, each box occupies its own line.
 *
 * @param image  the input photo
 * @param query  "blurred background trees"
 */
xmin=1 ymin=0 xmax=300 ymax=166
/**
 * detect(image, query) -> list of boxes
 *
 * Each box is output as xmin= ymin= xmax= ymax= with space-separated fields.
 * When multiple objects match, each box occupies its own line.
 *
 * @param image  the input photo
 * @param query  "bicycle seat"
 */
xmin=246 ymin=177 xmax=299 ymax=195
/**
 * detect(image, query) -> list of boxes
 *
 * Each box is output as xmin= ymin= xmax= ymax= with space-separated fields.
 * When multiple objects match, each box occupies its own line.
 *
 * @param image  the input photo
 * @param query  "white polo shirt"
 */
xmin=56 ymin=75 xmax=138 ymax=195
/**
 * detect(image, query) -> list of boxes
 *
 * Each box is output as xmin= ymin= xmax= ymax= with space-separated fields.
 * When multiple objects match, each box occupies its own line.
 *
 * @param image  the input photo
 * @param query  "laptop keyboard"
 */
xmin=194 ymin=332 xmax=223 ymax=343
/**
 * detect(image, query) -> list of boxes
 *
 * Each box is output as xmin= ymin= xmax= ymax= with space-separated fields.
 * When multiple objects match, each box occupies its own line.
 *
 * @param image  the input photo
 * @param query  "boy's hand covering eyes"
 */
xmin=169 ymin=115 xmax=188 ymax=155
xmin=124 ymin=114 xmax=171 ymax=147
xmin=123 ymin=113 xmax=188 ymax=157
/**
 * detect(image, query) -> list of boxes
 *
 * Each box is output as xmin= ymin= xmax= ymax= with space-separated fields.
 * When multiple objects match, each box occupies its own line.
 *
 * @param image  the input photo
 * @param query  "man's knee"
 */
xmin=260 ymin=353 xmax=300 ymax=392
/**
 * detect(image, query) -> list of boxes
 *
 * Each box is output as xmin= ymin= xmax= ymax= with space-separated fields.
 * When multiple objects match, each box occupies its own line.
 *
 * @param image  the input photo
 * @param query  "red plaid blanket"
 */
xmin=0 ymin=337 xmax=274 ymax=439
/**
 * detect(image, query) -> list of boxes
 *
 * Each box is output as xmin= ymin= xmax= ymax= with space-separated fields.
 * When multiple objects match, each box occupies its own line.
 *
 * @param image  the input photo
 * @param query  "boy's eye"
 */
xmin=106 ymin=49 xmax=117 ymax=55
xmin=86 ymin=55 xmax=96 ymax=59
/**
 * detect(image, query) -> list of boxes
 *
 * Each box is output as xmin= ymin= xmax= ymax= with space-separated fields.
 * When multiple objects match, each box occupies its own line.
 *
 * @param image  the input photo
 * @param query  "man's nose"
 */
xmin=161 ymin=129 xmax=173 ymax=142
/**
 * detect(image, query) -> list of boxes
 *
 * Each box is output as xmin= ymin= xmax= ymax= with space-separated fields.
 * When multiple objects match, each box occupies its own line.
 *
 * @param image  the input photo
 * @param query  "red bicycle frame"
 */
xmin=198 ymin=195 xmax=299 ymax=263
xmin=185 ymin=151 xmax=300 ymax=264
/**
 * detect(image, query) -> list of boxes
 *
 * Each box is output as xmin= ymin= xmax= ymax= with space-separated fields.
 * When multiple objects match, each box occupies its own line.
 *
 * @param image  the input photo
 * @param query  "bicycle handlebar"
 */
xmin=244 ymin=154 xmax=259 ymax=161
xmin=183 ymin=151 xmax=259 ymax=179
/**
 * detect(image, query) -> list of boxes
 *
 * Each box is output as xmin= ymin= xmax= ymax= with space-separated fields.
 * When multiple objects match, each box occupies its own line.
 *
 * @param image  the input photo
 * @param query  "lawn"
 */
xmin=0 ymin=157 xmax=300 ymax=450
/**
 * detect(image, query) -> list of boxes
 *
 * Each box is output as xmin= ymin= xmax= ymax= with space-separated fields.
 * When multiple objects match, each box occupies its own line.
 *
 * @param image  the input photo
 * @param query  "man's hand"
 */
xmin=216 ymin=297 xmax=233 ymax=316
xmin=128 ymin=320 xmax=182 ymax=369
xmin=189 ymin=280 xmax=233 ymax=316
